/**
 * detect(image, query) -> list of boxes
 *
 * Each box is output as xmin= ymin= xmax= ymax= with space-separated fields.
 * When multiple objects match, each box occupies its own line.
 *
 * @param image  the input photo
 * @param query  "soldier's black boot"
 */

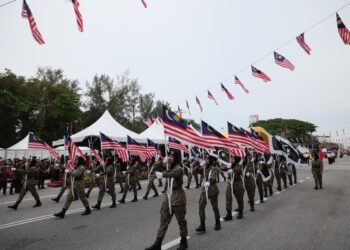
xmin=52 ymin=197 xmax=60 ymax=203
xmin=145 ymin=237 xmax=162 ymax=250
xmin=185 ymin=185 xmax=190 ymax=189
xmin=8 ymin=204 xmax=18 ymax=210
xmin=294 ymin=178 xmax=297 ymax=184
xmin=214 ymin=218 xmax=221 ymax=231
xmin=81 ymin=206 xmax=91 ymax=216
xmin=277 ymin=186 xmax=282 ymax=192
xmin=92 ymin=201 xmax=101 ymax=210
xmin=195 ymin=219 xmax=206 ymax=233
xmin=250 ymin=202 xmax=255 ymax=212
xmin=54 ymin=208 xmax=66 ymax=218
xmin=234 ymin=208 xmax=239 ymax=212
xmin=110 ymin=200 xmax=116 ymax=208
xmin=260 ymin=197 xmax=264 ymax=203
xmin=33 ymin=201 xmax=42 ymax=207
xmin=118 ymin=195 xmax=126 ymax=203
xmin=153 ymin=192 xmax=159 ymax=197
xmin=143 ymin=193 xmax=149 ymax=200
xmin=314 ymin=186 xmax=318 ymax=190
xmin=177 ymin=237 xmax=188 ymax=250
xmin=237 ymin=210 xmax=243 ymax=219
xmin=131 ymin=196 xmax=138 ymax=202
xmin=223 ymin=209 xmax=233 ymax=221
xmin=269 ymin=188 xmax=273 ymax=196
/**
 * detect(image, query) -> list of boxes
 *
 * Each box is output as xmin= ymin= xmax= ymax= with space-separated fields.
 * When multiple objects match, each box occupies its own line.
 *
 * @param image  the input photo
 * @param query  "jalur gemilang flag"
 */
xmin=337 ymin=12 xmax=350 ymax=45
xmin=251 ymin=66 xmax=271 ymax=83
xmin=274 ymin=51 xmax=295 ymax=71
xmin=22 ymin=0 xmax=45 ymax=45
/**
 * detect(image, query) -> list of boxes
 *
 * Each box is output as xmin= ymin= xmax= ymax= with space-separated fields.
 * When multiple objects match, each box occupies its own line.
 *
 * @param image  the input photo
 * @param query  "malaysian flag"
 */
xmin=201 ymin=120 xmax=243 ymax=156
xmin=207 ymin=90 xmax=218 ymax=105
xmin=100 ymin=132 xmax=128 ymax=162
xmin=22 ymin=0 xmax=45 ymax=45
xmin=71 ymin=0 xmax=83 ymax=32
xmin=147 ymin=138 xmax=158 ymax=158
xmin=28 ymin=132 xmax=59 ymax=159
xmin=168 ymin=137 xmax=189 ymax=153
xmin=227 ymin=122 xmax=256 ymax=149
xmin=220 ymin=83 xmax=234 ymax=100
xmin=127 ymin=135 xmax=150 ymax=162
xmin=296 ymin=33 xmax=311 ymax=55
xmin=64 ymin=135 xmax=69 ymax=150
xmin=90 ymin=148 xmax=105 ymax=166
xmin=336 ymin=13 xmax=350 ymax=45
xmin=274 ymin=51 xmax=295 ymax=71
xmin=162 ymin=105 xmax=213 ymax=149
xmin=234 ymin=76 xmax=249 ymax=94
xmin=250 ymin=128 xmax=269 ymax=153
xmin=196 ymin=96 xmax=203 ymax=112
xmin=251 ymin=66 xmax=271 ymax=82
xmin=66 ymin=137 xmax=86 ymax=170
xmin=186 ymin=100 xmax=191 ymax=116
xmin=143 ymin=118 xmax=153 ymax=127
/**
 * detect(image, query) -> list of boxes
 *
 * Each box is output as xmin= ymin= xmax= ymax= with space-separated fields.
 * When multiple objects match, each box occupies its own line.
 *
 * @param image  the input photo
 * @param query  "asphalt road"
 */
xmin=0 ymin=157 xmax=350 ymax=250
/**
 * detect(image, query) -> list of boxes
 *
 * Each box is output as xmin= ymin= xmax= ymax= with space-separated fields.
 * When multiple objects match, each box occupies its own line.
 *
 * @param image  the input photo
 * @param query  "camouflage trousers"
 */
xmin=15 ymin=184 xmax=40 ymax=205
xmin=287 ymin=173 xmax=293 ymax=186
xmin=156 ymin=199 xmax=188 ymax=239
xmin=199 ymin=192 xmax=220 ymax=221
xmin=226 ymin=181 xmax=245 ymax=211
xmin=122 ymin=180 xmax=137 ymax=199
xmin=256 ymin=174 xmax=264 ymax=200
xmin=292 ymin=165 xmax=297 ymax=183
xmin=97 ymin=179 xmax=116 ymax=203
xmin=145 ymin=175 xmax=158 ymax=195
xmin=263 ymin=173 xmax=274 ymax=196
xmin=280 ymin=171 xmax=287 ymax=188
xmin=274 ymin=168 xmax=281 ymax=189
xmin=64 ymin=183 xmax=90 ymax=210
xmin=312 ymin=168 xmax=322 ymax=188
xmin=244 ymin=176 xmax=256 ymax=204
xmin=57 ymin=184 xmax=77 ymax=200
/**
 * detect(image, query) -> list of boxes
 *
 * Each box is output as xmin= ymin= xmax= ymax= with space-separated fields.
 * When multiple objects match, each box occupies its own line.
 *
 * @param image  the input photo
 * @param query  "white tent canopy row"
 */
xmin=53 ymin=110 xmax=150 ymax=146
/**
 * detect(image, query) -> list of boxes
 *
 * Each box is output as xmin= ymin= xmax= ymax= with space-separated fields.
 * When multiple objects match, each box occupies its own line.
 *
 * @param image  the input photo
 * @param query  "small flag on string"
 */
xmin=71 ymin=0 xmax=83 ymax=32
xmin=196 ymin=96 xmax=203 ymax=112
xmin=220 ymin=83 xmax=234 ymax=100
xmin=296 ymin=33 xmax=311 ymax=55
xmin=207 ymin=90 xmax=218 ymax=105
xmin=143 ymin=118 xmax=153 ymax=127
xmin=336 ymin=13 xmax=350 ymax=45
xmin=234 ymin=76 xmax=249 ymax=94
xmin=274 ymin=51 xmax=295 ymax=71
xmin=141 ymin=0 xmax=147 ymax=8
xmin=186 ymin=100 xmax=191 ymax=116
xmin=21 ymin=0 xmax=45 ymax=45
xmin=251 ymin=66 xmax=271 ymax=82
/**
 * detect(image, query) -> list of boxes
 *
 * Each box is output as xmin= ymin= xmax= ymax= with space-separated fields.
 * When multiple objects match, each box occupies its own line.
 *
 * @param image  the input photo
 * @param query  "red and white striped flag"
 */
xmin=274 ymin=51 xmax=295 ymax=71
xmin=337 ymin=13 xmax=350 ymax=45
xmin=251 ymin=66 xmax=271 ymax=83
xmin=220 ymin=83 xmax=234 ymax=100
xmin=296 ymin=33 xmax=311 ymax=55
xmin=141 ymin=0 xmax=147 ymax=8
xmin=28 ymin=132 xmax=59 ymax=159
xmin=90 ymin=148 xmax=105 ymax=166
xmin=178 ymin=105 xmax=183 ymax=118
xmin=100 ymin=132 xmax=129 ymax=162
xmin=143 ymin=118 xmax=153 ymax=127
xmin=234 ymin=76 xmax=249 ymax=94
xmin=71 ymin=0 xmax=83 ymax=32
xmin=207 ymin=90 xmax=218 ymax=105
xmin=196 ymin=96 xmax=203 ymax=112
xmin=22 ymin=0 xmax=45 ymax=45
xmin=168 ymin=137 xmax=189 ymax=153
xmin=67 ymin=137 xmax=86 ymax=170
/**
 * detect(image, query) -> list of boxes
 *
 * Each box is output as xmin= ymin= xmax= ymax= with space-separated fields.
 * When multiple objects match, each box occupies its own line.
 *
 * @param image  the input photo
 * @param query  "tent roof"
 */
xmin=7 ymin=133 xmax=30 ymax=150
xmin=139 ymin=119 xmax=165 ymax=143
xmin=53 ymin=110 xmax=145 ymax=146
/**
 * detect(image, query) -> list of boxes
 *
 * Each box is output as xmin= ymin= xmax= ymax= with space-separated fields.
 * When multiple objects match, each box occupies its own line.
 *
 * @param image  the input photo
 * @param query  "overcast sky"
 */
xmin=1 ymin=0 xmax=350 ymax=140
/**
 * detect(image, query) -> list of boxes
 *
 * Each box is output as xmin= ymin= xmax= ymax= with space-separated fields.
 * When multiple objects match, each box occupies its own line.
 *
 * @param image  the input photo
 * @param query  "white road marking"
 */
xmin=162 ymin=236 xmax=190 ymax=250
xmin=298 ymin=180 xmax=304 ymax=183
xmin=306 ymin=176 xmax=311 ymax=179
xmin=220 ymin=211 xmax=238 ymax=221
xmin=275 ymin=191 xmax=281 ymax=195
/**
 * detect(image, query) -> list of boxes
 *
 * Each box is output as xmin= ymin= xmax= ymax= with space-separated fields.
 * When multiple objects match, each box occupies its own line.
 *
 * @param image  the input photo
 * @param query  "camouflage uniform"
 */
xmin=63 ymin=165 xmax=90 ymax=210
xmin=156 ymin=164 xmax=188 ymax=241
xmin=144 ymin=161 xmax=165 ymax=199
xmin=292 ymin=164 xmax=297 ymax=184
xmin=255 ymin=162 xmax=264 ymax=203
xmin=52 ymin=172 xmax=77 ymax=202
xmin=312 ymin=159 xmax=323 ymax=189
xmin=279 ymin=160 xmax=288 ymax=188
xmin=119 ymin=162 xmax=138 ymax=202
xmin=96 ymin=164 xmax=116 ymax=204
xmin=244 ymin=161 xmax=256 ymax=211
xmin=115 ymin=163 xmax=124 ymax=193
xmin=10 ymin=165 xmax=41 ymax=208
xmin=274 ymin=157 xmax=282 ymax=191
xmin=198 ymin=164 xmax=220 ymax=227
xmin=263 ymin=161 xmax=274 ymax=197
xmin=286 ymin=163 xmax=293 ymax=186
xmin=192 ymin=161 xmax=201 ymax=188
xmin=85 ymin=164 xmax=101 ymax=197
xmin=182 ymin=160 xmax=192 ymax=189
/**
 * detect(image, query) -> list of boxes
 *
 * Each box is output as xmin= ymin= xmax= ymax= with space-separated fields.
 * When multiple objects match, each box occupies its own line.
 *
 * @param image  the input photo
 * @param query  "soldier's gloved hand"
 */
xmin=155 ymin=171 xmax=163 ymax=179
xmin=122 ymin=171 xmax=126 ymax=174
xmin=11 ymin=167 xmax=16 ymax=171
xmin=86 ymin=170 xmax=91 ymax=174
xmin=246 ymin=172 xmax=251 ymax=177
xmin=227 ymin=169 xmax=233 ymax=175
xmin=64 ymin=169 xmax=70 ymax=173
xmin=163 ymin=157 xmax=169 ymax=164
xmin=200 ymin=161 xmax=206 ymax=168
xmin=95 ymin=173 xmax=100 ymax=177
xmin=155 ymin=155 xmax=160 ymax=162
xmin=204 ymin=181 xmax=210 ymax=188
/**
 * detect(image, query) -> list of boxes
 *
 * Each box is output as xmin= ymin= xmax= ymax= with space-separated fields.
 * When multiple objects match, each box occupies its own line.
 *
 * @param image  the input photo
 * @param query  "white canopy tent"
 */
xmin=5 ymin=133 xmax=51 ymax=159
xmin=53 ymin=110 xmax=145 ymax=146
xmin=0 ymin=148 xmax=5 ymax=159
xmin=139 ymin=119 xmax=166 ymax=144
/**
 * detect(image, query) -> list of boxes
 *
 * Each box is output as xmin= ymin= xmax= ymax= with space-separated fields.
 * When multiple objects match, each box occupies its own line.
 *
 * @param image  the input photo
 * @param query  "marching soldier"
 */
xmin=182 ymin=157 xmax=192 ymax=189
xmin=312 ymin=152 xmax=323 ymax=190
xmin=145 ymin=150 xmax=188 ymax=250
xmin=118 ymin=155 xmax=139 ymax=203
xmin=263 ymin=154 xmax=274 ymax=197
xmin=143 ymin=157 xmax=163 ymax=200
xmin=52 ymin=163 xmax=78 ymax=202
xmin=8 ymin=157 xmax=41 ymax=210
xmin=273 ymin=154 xmax=282 ymax=191
xmin=115 ymin=158 xmax=125 ymax=193
xmin=85 ymin=159 xmax=100 ymax=198
xmin=92 ymin=157 xmax=117 ymax=209
xmin=244 ymin=156 xmax=256 ymax=212
xmin=191 ymin=158 xmax=201 ymax=188
xmin=54 ymin=157 xmax=91 ymax=218
xmin=255 ymin=155 xmax=265 ymax=203
xmin=222 ymin=156 xmax=245 ymax=221
xmin=279 ymin=156 xmax=288 ymax=189
xmin=196 ymin=154 xmax=221 ymax=233
xmin=286 ymin=163 xmax=294 ymax=186
xmin=291 ymin=163 xmax=297 ymax=184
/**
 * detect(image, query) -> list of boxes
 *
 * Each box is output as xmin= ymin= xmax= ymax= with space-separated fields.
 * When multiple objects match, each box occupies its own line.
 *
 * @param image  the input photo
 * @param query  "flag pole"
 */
xmin=163 ymin=134 xmax=172 ymax=215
